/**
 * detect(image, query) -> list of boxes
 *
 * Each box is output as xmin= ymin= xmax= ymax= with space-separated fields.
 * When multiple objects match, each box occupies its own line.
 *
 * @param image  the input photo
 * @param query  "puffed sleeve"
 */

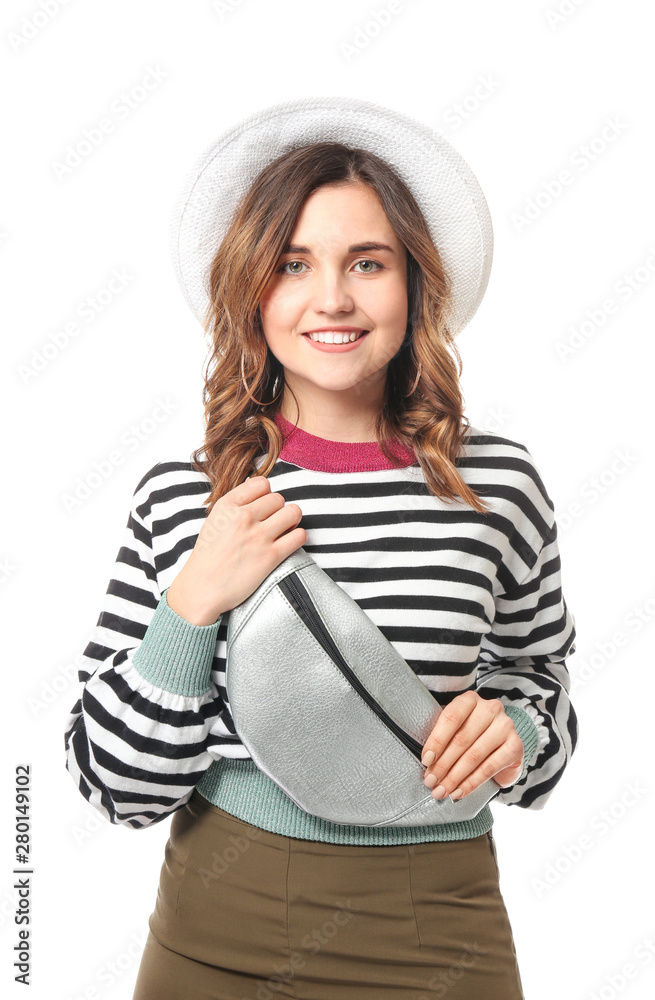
xmin=475 ymin=460 xmax=579 ymax=810
xmin=63 ymin=463 xmax=238 ymax=829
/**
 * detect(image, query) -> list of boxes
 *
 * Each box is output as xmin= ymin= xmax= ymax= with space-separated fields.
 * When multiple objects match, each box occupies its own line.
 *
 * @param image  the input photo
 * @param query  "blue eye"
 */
xmin=276 ymin=259 xmax=383 ymax=275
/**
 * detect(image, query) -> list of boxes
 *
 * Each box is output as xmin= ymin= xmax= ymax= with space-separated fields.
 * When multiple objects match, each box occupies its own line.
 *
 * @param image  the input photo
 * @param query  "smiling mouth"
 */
xmin=303 ymin=330 xmax=369 ymax=344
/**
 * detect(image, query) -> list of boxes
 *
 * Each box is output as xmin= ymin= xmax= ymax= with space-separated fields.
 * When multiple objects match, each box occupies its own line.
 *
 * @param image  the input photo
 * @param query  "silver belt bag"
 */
xmin=225 ymin=548 xmax=501 ymax=827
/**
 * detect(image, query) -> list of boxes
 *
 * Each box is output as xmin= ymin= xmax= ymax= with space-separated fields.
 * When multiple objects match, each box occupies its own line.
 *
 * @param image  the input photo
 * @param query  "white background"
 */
xmin=2 ymin=1 xmax=654 ymax=997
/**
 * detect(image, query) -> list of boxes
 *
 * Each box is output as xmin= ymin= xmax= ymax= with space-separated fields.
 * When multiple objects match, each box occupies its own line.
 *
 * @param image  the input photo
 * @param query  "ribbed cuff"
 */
xmin=503 ymin=704 xmax=541 ymax=782
xmin=131 ymin=588 xmax=222 ymax=697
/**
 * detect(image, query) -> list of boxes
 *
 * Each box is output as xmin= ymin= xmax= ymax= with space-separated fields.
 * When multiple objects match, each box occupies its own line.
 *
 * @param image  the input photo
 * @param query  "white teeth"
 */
xmin=308 ymin=330 xmax=364 ymax=344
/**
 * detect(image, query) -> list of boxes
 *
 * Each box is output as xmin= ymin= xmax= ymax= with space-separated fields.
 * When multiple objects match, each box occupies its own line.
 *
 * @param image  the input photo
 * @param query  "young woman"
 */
xmin=64 ymin=97 xmax=578 ymax=999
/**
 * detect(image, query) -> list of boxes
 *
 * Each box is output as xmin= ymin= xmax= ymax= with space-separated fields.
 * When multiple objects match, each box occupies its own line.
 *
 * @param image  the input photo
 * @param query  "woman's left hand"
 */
xmin=420 ymin=691 xmax=524 ymax=801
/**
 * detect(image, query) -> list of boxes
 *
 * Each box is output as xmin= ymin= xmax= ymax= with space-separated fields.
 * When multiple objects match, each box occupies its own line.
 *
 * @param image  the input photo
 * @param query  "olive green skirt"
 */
xmin=132 ymin=789 xmax=524 ymax=999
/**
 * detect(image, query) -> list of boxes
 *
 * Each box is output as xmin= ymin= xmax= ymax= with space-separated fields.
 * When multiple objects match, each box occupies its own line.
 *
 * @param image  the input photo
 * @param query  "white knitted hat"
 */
xmin=169 ymin=95 xmax=494 ymax=336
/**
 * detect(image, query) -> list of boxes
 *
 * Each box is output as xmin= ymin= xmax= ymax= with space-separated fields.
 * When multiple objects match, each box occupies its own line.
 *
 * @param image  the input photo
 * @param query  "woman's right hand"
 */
xmin=165 ymin=475 xmax=307 ymax=626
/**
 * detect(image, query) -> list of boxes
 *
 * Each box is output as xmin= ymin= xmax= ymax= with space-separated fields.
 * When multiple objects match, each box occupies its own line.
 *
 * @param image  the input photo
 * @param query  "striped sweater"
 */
xmin=64 ymin=412 xmax=578 ymax=844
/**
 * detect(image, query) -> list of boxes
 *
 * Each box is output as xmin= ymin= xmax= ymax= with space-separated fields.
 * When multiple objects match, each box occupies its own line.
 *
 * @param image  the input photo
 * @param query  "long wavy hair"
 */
xmin=190 ymin=141 xmax=492 ymax=515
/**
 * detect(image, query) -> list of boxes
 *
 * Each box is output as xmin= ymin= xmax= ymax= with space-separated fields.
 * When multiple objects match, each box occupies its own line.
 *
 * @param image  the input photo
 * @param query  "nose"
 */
xmin=309 ymin=265 xmax=355 ymax=315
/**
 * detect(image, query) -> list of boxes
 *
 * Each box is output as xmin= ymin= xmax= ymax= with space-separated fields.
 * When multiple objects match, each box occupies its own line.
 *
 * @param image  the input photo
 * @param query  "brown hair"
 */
xmin=190 ymin=141 xmax=491 ymax=515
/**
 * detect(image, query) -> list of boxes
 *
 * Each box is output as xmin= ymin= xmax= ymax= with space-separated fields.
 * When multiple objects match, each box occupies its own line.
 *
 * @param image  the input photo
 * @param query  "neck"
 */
xmin=277 ymin=405 xmax=378 ymax=444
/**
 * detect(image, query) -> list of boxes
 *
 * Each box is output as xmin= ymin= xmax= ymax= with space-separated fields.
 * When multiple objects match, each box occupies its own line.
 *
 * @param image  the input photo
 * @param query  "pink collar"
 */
xmin=273 ymin=412 xmax=417 ymax=473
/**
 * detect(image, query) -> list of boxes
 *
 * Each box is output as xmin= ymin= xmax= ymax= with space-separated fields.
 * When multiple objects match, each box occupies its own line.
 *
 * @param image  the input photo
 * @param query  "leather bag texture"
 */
xmin=225 ymin=547 xmax=501 ymax=827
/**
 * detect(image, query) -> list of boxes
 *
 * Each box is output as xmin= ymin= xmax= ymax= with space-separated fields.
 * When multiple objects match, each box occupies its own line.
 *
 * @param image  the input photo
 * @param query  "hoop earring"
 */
xmin=240 ymin=353 xmax=283 ymax=406
xmin=404 ymin=361 xmax=422 ymax=397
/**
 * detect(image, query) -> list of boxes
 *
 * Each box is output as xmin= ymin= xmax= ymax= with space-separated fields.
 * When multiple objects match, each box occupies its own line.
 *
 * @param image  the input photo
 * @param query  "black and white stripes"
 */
xmin=64 ymin=428 xmax=578 ymax=829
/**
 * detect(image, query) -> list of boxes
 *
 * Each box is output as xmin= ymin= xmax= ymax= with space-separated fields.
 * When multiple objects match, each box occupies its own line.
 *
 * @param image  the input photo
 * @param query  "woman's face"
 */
xmin=258 ymin=181 xmax=408 ymax=428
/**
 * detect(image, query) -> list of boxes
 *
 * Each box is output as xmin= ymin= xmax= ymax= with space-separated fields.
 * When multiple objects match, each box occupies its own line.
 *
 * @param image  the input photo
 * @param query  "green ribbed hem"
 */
xmin=131 ymin=588 xmax=222 ymax=697
xmin=503 ymin=704 xmax=541 ymax=782
xmin=195 ymin=758 xmax=495 ymax=845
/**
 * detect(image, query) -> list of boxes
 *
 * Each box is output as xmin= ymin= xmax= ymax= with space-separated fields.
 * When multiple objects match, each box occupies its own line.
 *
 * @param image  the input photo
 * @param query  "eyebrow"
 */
xmin=281 ymin=241 xmax=396 ymax=255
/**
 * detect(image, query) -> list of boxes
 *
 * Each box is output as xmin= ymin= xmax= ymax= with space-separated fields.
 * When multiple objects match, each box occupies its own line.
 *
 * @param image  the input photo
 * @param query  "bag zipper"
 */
xmin=278 ymin=573 xmax=426 ymax=763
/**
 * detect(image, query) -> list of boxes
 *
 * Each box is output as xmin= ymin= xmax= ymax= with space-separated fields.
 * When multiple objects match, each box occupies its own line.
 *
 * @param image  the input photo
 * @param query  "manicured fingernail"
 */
xmin=422 ymin=750 xmax=435 ymax=766
xmin=449 ymin=788 xmax=464 ymax=802
xmin=431 ymin=785 xmax=446 ymax=799
xmin=424 ymin=772 xmax=437 ymax=789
